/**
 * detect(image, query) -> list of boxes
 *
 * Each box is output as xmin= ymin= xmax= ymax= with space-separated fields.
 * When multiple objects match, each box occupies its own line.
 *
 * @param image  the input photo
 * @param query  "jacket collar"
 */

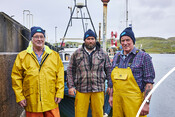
xmin=120 ymin=47 xmax=137 ymax=57
xmin=27 ymin=41 xmax=52 ymax=54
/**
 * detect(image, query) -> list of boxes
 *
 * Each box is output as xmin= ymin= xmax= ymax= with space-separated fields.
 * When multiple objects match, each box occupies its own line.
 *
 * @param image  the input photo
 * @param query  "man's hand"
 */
xmin=108 ymin=88 xmax=113 ymax=107
xmin=18 ymin=99 xmax=27 ymax=107
xmin=108 ymin=95 xmax=113 ymax=107
xmin=140 ymin=103 xmax=149 ymax=116
xmin=55 ymin=97 xmax=62 ymax=104
xmin=140 ymin=83 xmax=152 ymax=116
xmin=68 ymin=87 xmax=76 ymax=96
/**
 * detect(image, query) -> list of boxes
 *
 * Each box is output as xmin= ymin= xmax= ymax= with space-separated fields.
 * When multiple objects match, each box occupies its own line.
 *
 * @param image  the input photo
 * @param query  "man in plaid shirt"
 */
xmin=109 ymin=27 xmax=155 ymax=117
xmin=67 ymin=29 xmax=111 ymax=117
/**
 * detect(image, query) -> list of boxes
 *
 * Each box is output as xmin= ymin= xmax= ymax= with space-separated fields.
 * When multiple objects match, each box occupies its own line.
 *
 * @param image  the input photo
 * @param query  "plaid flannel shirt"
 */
xmin=109 ymin=47 xmax=155 ymax=92
xmin=67 ymin=42 xmax=111 ymax=93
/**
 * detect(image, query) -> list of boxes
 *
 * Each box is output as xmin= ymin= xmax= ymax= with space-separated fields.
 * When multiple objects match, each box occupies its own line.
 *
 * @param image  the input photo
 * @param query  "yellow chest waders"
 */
xmin=111 ymin=52 xmax=146 ymax=117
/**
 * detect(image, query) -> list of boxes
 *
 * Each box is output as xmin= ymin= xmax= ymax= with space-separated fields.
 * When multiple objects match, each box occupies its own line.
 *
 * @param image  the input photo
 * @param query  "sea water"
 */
xmin=148 ymin=54 xmax=175 ymax=117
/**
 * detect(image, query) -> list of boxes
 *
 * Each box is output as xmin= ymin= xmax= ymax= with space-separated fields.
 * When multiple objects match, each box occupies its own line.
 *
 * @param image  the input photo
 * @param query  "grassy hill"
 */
xmin=135 ymin=37 xmax=175 ymax=53
xmin=106 ymin=37 xmax=175 ymax=54
xmin=63 ymin=37 xmax=175 ymax=54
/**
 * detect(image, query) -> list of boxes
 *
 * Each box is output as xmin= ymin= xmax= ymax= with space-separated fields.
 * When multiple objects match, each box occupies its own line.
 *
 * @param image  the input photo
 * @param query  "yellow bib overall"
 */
xmin=75 ymin=91 xmax=104 ymax=117
xmin=111 ymin=67 xmax=146 ymax=117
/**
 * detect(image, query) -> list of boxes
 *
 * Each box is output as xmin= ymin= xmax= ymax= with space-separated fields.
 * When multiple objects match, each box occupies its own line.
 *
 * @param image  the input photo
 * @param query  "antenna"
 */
xmin=126 ymin=0 xmax=128 ymax=27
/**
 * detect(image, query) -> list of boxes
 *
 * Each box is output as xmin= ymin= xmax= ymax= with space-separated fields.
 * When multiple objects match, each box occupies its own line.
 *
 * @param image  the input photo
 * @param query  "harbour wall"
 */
xmin=0 ymin=12 xmax=29 ymax=117
xmin=0 ymin=53 xmax=24 ymax=117
xmin=0 ymin=12 xmax=29 ymax=52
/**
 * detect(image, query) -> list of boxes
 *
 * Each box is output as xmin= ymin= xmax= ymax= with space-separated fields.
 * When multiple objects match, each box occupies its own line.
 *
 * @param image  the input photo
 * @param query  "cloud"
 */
xmin=130 ymin=0 xmax=175 ymax=38
xmin=0 ymin=0 xmax=175 ymax=43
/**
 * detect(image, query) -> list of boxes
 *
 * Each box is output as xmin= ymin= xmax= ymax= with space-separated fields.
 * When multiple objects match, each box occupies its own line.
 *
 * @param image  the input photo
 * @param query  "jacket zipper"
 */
xmin=39 ymin=54 xmax=49 ymax=101
xmin=31 ymin=53 xmax=49 ymax=101
xmin=31 ymin=53 xmax=42 ymax=101
xmin=39 ymin=53 xmax=49 ymax=71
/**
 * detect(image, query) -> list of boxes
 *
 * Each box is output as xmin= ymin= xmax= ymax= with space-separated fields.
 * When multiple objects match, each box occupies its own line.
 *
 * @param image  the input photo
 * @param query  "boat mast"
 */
xmin=126 ymin=0 xmax=128 ymax=27
xmin=60 ymin=0 xmax=96 ymax=50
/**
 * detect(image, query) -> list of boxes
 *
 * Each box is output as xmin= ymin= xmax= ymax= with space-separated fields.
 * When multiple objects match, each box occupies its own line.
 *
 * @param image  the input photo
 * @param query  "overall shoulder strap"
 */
xmin=128 ymin=50 xmax=139 ymax=67
xmin=115 ymin=54 xmax=120 ymax=67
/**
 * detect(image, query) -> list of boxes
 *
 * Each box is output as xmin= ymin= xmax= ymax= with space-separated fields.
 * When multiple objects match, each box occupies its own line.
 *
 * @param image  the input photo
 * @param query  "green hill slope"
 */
xmin=64 ymin=37 xmax=175 ymax=54
xmin=135 ymin=37 xmax=175 ymax=53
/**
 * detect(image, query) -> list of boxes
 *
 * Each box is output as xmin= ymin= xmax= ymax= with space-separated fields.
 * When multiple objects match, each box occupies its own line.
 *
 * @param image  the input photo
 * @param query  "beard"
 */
xmin=85 ymin=42 xmax=96 ymax=50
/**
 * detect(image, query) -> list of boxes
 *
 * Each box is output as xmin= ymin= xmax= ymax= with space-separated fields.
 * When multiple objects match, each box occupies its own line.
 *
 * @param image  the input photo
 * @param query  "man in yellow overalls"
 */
xmin=67 ymin=29 xmax=111 ymax=117
xmin=108 ymin=27 xmax=155 ymax=117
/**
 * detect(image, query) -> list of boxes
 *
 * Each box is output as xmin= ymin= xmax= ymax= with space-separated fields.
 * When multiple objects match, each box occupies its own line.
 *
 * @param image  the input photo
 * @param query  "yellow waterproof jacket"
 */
xmin=11 ymin=43 xmax=64 ymax=112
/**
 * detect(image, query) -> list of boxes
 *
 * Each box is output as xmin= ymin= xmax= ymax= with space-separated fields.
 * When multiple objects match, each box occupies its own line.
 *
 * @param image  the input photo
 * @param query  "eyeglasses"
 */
xmin=33 ymin=35 xmax=45 ymax=39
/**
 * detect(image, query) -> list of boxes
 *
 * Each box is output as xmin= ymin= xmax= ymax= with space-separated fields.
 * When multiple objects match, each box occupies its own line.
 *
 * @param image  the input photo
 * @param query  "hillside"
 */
xmin=135 ymin=37 xmax=175 ymax=54
xmin=64 ymin=37 xmax=175 ymax=54
xmin=106 ymin=37 xmax=175 ymax=54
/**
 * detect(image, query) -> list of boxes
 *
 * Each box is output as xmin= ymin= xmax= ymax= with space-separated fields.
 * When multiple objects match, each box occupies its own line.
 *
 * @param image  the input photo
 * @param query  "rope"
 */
xmin=2 ymin=13 xmax=30 ymax=42
xmin=12 ymin=24 xmax=30 ymax=42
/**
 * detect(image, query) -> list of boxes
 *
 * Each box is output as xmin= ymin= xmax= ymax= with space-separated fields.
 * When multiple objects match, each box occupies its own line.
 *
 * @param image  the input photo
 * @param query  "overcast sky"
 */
xmin=1 ymin=0 xmax=175 ymax=43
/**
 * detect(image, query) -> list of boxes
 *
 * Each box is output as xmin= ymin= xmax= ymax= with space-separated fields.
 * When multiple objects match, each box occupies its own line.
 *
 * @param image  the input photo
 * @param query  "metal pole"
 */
xmin=126 ymin=0 xmax=128 ymax=27
xmin=84 ymin=13 xmax=88 ymax=32
xmin=23 ymin=11 xmax=25 ymax=26
xmin=26 ymin=14 xmax=29 ymax=28
xmin=102 ymin=3 xmax=108 ymax=51
xmin=23 ymin=10 xmax=30 ymax=27
xmin=79 ymin=8 xmax=85 ymax=33
xmin=101 ymin=0 xmax=110 ymax=51
xmin=30 ymin=14 xmax=33 ymax=27
xmin=27 ymin=14 xmax=32 ymax=28
xmin=55 ymin=26 xmax=57 ymax=43
xmin=85 ymin=0 xmax=87 ymax=7
xmin=85 ymin=23 xmax=88 ymax=32
xmin=29 ymin=13 xmax=30 ymax=28
xmin=68 ymin=7 xmax=73 ymax=26
xmin=99 ymin=23 xmax=101 ymax=43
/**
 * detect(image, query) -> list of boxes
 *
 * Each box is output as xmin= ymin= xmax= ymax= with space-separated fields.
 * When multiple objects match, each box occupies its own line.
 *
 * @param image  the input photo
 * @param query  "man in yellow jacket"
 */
xmin=11 ymin=26 xmax=64 ymax=117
